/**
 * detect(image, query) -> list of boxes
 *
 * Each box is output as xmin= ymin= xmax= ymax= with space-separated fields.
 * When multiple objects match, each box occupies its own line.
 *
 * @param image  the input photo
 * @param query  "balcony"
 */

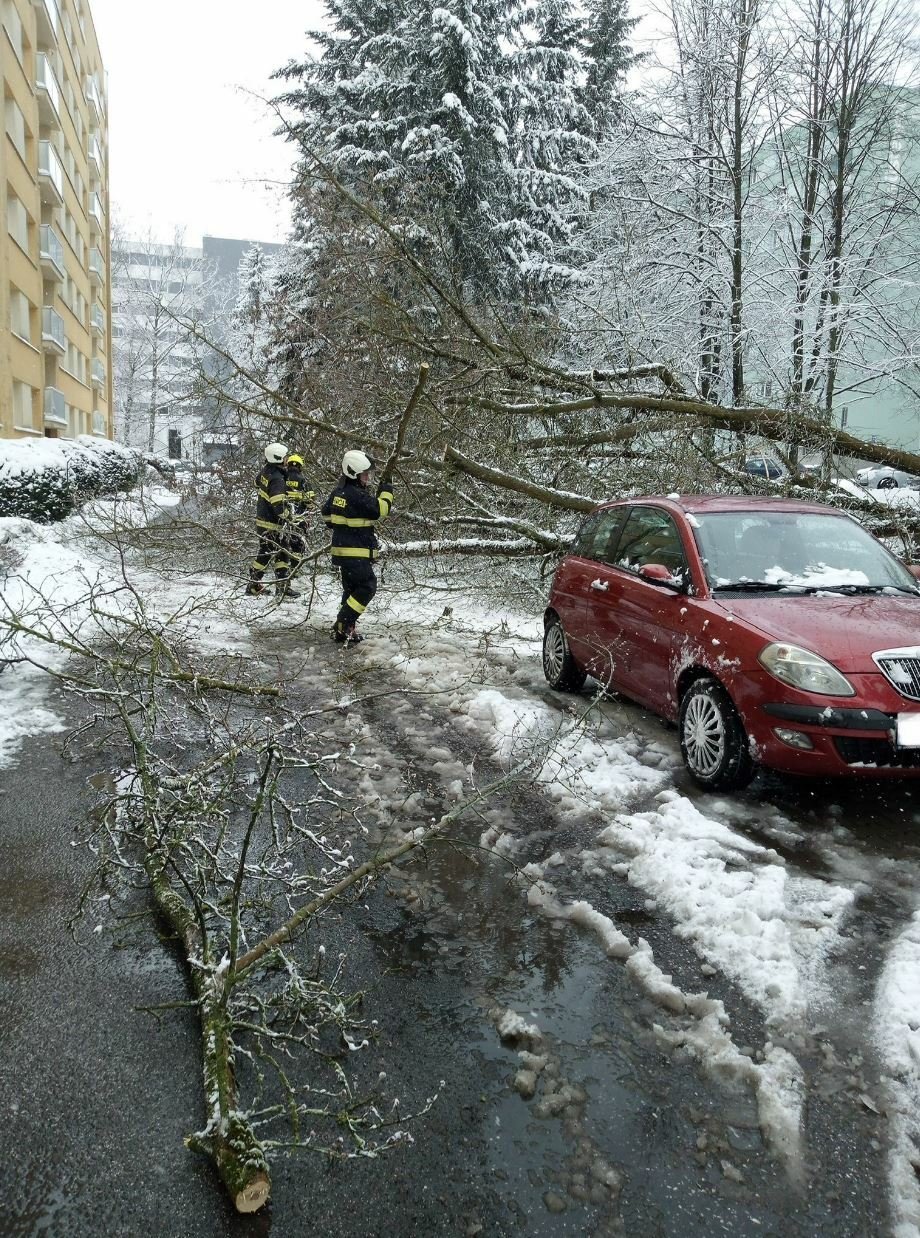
xmin=41 ymin=306 xmax=65 ymax=354
xmin=35 ymin=54 xmax=61 ymax=127
xmin=84 ymin=76 xmax=103 ymax=122
xmin=43 ymin=386 xmax=67 ymax=426
xmin=89 ymin=192 xmax=104 ymax=233
xmin=88 ymin=133 xmax=103 ymax=176
xmin=92 ymin=410 xmax=107 ymax=435
xmin=37 ymin=141 xmax=64 ymax=205
xmin=39 ymin=224 xmax=65 ymax=281
xmin=91 ymin=359 xmax=105 ymax=388
xmin=89 ymin=247 xmax=105 ymax=285
xmin=33 ymin=0 xmax=60 ymax=47
xmin=90 ymin=303 xmax=104 ymax=335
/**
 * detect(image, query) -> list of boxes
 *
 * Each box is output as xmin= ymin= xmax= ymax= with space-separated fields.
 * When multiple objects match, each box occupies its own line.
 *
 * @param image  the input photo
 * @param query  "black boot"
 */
xmin=245 ymin=579 xmax=264 ymax=596
xmin=332 ymin=621 xmax=363 ymax=645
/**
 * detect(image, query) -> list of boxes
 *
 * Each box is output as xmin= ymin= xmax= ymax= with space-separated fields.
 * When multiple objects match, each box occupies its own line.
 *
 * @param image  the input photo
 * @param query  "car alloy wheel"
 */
xmin=678 ymin=677 xmax=754 ymax=791
xmin=542 ymin=617 xmax=587 ymax=693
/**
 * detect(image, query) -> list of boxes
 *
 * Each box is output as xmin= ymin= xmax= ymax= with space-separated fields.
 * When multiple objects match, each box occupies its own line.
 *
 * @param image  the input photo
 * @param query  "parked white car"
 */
xmin=855 ymin=465 xmax=920 ymax=489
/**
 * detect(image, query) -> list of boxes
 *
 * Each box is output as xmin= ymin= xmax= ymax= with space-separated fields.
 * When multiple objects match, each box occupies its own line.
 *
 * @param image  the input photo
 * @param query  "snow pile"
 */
xmin=596 ymin=789 xmax=853 ymax=1028
xmin=0 ymin=484 xmax=216 ymax=769
xmin=764 ymin=565 xmax=870 ymax=588
xmin=875 ymin=912 xmax=920 ymax=1237
xmin=0 ymin=515 xmax=106 ymax=767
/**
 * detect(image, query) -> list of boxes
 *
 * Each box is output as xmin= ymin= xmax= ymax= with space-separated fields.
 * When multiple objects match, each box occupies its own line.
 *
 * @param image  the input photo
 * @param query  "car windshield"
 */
xmin=691 ymin=511 xmax=918 ymax=593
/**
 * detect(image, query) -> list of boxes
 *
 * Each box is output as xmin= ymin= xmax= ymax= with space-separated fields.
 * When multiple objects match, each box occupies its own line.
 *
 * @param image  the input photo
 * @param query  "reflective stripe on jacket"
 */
xmin=320 ymin=476 xmax=394 ymax=560
xmin=255 ymin=463 xmax=287 ymax=531
xmin=285 ymin=465 xmax=315 ymax=522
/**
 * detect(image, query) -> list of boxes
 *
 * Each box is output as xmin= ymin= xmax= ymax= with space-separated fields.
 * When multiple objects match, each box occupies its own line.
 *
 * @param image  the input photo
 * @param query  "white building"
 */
xmin=112 ymin=234 xmax=283 ymax=462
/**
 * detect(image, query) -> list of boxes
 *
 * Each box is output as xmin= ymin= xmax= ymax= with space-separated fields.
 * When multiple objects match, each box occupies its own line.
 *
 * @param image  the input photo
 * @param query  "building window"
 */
xmin=841 ymin=407 xmax=849 ymax=428
xmin=6 ymin=192 xmax=29 ymax=251
xmin=9 ymin=287 xmax=31 ymax=342
xmin=2 ymin=1 xmax=24 ymax=65
xmin=168 ymin=429 xmax=182 ymax=459
xmin=64 ymin=341 xmax=87 ymax=383
xmin=5 ymin=96 xmax=26 ymax=162
xmin=12 ymin=380 xmax=33 ymax=429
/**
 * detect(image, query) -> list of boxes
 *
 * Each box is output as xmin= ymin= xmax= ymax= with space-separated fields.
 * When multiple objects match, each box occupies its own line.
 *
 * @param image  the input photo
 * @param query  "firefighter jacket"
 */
xmin=255 ymin=462 xmax=287 ymax=531
xmin=285 ymin=464 xmax=315 ymax=524
xmin=321 ymin=476 xmax=394 ymax=560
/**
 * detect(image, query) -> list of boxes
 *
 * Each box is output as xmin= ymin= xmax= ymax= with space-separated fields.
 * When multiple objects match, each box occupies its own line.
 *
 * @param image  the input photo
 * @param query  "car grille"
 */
xmin=834 ymin=736 xmax=920 ymax=768
xmin=874 ymin=650 xmax=920 ymax=702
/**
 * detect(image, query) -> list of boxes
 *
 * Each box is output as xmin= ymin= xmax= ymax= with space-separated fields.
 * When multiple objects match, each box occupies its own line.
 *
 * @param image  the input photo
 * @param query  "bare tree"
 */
xmin=112 ymin=227 xmax=218 ymax=458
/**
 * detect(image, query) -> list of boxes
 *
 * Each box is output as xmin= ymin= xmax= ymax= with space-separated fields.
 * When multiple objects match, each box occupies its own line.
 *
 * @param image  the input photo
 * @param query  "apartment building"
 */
xmin=113 ymin=235 xmax=283 ymax=463
xmin=0 ymin=0 xmax=112 ymax=442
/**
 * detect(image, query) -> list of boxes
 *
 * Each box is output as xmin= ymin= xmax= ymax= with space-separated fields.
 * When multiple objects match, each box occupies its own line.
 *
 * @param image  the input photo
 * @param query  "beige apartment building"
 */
xmin=0 ymin=0 xmax=111 ymax=442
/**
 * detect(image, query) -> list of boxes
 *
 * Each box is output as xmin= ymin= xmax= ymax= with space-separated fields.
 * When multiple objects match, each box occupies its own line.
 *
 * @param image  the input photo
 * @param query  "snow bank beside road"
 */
xmin=382 ymin=594 xmax=852 ymax=1035
xmin=876 ymin=913 xmax=920 ymax=1237
xmin=0 ymin=515 xmax=106 ymax=768
xmin=0 ymin=487 xmax=187 ymax=771
xmin=377 ymin=588 xmax=864 ymax=1173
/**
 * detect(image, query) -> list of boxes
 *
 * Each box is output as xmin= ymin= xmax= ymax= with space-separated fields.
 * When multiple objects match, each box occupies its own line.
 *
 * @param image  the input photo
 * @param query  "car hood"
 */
xmin=711 ymin=593 xmax=920 ymax=671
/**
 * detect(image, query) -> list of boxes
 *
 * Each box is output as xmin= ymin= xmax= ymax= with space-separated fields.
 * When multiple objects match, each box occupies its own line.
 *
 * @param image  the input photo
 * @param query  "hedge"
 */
xmin=0 ymin=436 xmax=143 ymax=524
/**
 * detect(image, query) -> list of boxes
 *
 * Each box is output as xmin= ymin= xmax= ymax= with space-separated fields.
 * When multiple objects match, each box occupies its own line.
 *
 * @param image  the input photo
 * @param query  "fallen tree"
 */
xmin=0 ymin=531 xmax=553 ymax=1212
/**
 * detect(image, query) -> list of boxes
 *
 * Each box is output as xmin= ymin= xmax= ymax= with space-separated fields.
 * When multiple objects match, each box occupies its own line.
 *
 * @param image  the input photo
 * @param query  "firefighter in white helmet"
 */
xmin=246 ymin=442 xmax=299 ymax=599
xmin=320 ymin=449 xmax=394 ymax=643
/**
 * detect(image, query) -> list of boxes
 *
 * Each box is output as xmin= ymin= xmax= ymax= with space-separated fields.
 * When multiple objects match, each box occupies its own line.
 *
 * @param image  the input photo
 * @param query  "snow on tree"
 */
xmin=580 ymin=0 xmax=641 ymax=134
xmin=112 ymin=229 xmax=218 ymax=458
xmin=507 ymin=0 xmax=596 ymax=290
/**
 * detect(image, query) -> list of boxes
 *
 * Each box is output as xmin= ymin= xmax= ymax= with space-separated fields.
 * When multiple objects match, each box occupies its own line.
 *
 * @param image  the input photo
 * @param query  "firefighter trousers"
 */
xmin=250 ymin=526 xmax=289 ymax=581
xmin=335 ymin=558 xmax=378 ymax=629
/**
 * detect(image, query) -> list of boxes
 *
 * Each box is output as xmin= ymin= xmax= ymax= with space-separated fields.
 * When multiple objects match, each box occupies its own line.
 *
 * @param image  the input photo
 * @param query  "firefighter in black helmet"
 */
xmin=321 ymin=450 xmax=394 ymax=644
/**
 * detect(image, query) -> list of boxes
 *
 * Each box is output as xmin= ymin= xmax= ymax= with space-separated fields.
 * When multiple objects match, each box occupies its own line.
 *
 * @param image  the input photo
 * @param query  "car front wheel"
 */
xmin=678 ymin=678 xmax=754 ymax=791
xmin=877 ymin=476 xmax=898 ymax=489
xmin=542 ymin=617 xmax=587 ymax=693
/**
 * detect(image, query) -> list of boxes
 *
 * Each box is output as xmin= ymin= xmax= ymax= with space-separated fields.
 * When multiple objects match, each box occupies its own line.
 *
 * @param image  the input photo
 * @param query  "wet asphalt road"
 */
xmin=0 ymin=631 xmax=908 ymax=1238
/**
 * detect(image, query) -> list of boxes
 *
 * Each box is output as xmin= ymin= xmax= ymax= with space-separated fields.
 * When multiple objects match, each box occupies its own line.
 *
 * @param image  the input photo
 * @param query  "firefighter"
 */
xmin=283 ymin=452 xmax=315 ymax=581
xmin=245 ymin=442 xmax=299 ymax=600
xmin=321 ymin=449 xmax=394 ymax=644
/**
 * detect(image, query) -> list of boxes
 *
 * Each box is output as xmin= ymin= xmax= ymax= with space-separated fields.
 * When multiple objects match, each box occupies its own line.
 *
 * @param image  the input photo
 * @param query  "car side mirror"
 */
xmin=639 ymin=563 xmax=686 ymax=591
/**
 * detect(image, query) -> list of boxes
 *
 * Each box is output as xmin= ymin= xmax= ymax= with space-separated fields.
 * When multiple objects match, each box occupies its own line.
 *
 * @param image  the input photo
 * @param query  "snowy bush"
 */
xmin=0 ymin=436 xmax=142 ymax=524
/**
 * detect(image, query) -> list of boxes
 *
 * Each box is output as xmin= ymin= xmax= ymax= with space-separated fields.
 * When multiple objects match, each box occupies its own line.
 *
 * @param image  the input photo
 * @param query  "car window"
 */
xmin=571 ymin=508 xmax=627 ymax=564
xmin=614 ymin=507 xmax=688 ymax=575
xmin=692 ymin=511 xmax=916 ymax=589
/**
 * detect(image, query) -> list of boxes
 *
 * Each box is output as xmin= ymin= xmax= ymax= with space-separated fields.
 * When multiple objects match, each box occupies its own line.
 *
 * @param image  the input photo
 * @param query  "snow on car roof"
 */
xmin=594 ymin=494 xmax=844 ymax=516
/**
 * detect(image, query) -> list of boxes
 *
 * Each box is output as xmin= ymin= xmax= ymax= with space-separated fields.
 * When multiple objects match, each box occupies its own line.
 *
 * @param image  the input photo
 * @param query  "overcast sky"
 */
xmin=89 ymin=0 xmax=324 ymax=249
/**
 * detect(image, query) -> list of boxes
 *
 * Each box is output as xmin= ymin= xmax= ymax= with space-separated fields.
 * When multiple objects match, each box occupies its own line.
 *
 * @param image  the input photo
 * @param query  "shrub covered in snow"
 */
xmin=0 ymin=436 xmax=142 ymax=524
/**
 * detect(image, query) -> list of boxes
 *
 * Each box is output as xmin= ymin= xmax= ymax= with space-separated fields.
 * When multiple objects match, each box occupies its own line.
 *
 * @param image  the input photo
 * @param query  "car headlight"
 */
xmin=758 ymin=643 xmax=855 ymax=696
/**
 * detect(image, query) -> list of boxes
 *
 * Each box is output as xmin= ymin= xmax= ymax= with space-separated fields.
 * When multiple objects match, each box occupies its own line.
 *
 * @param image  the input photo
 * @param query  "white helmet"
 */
xmin=342 ymin=449 xmax=374 ymax=479
xmin=265 ymin=442 xmax=288 ymax=464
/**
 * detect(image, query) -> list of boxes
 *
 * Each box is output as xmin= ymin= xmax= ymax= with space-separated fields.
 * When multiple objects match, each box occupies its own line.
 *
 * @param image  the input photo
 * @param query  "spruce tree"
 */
xmin=510 ymin=0 xmax=595 ymax=288
xmin=581 ymin=0 xmax=640 ymax=135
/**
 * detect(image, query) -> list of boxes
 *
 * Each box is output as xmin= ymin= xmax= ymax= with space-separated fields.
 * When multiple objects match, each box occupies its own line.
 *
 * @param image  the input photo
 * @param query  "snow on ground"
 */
xmin=376 ymin=583 xmax=852 ymax=1036
xmin=363 ymin=582 xmax=861 ymax=1167
xmin=0 ymin=484 xmax=239 ymax=769
xmin=875 ymin=912 xmax=920 ymax=1237
xmin=0 ymin=497 xmax=909 ymax=1211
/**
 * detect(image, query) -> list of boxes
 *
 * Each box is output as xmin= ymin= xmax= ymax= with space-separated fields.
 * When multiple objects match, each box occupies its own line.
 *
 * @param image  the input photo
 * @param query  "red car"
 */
xmin=543 ymin=495 xmax=920 ymax=789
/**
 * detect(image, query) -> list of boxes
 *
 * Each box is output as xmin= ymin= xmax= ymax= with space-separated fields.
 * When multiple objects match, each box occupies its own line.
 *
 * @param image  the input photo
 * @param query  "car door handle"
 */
xmin=590 ymin=579 xmax=609 ymax=592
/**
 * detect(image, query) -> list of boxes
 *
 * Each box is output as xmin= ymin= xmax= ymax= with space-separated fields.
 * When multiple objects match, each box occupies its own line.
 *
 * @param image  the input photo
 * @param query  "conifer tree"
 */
xmin=581 ymin=0 xmax=640 ymax=135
